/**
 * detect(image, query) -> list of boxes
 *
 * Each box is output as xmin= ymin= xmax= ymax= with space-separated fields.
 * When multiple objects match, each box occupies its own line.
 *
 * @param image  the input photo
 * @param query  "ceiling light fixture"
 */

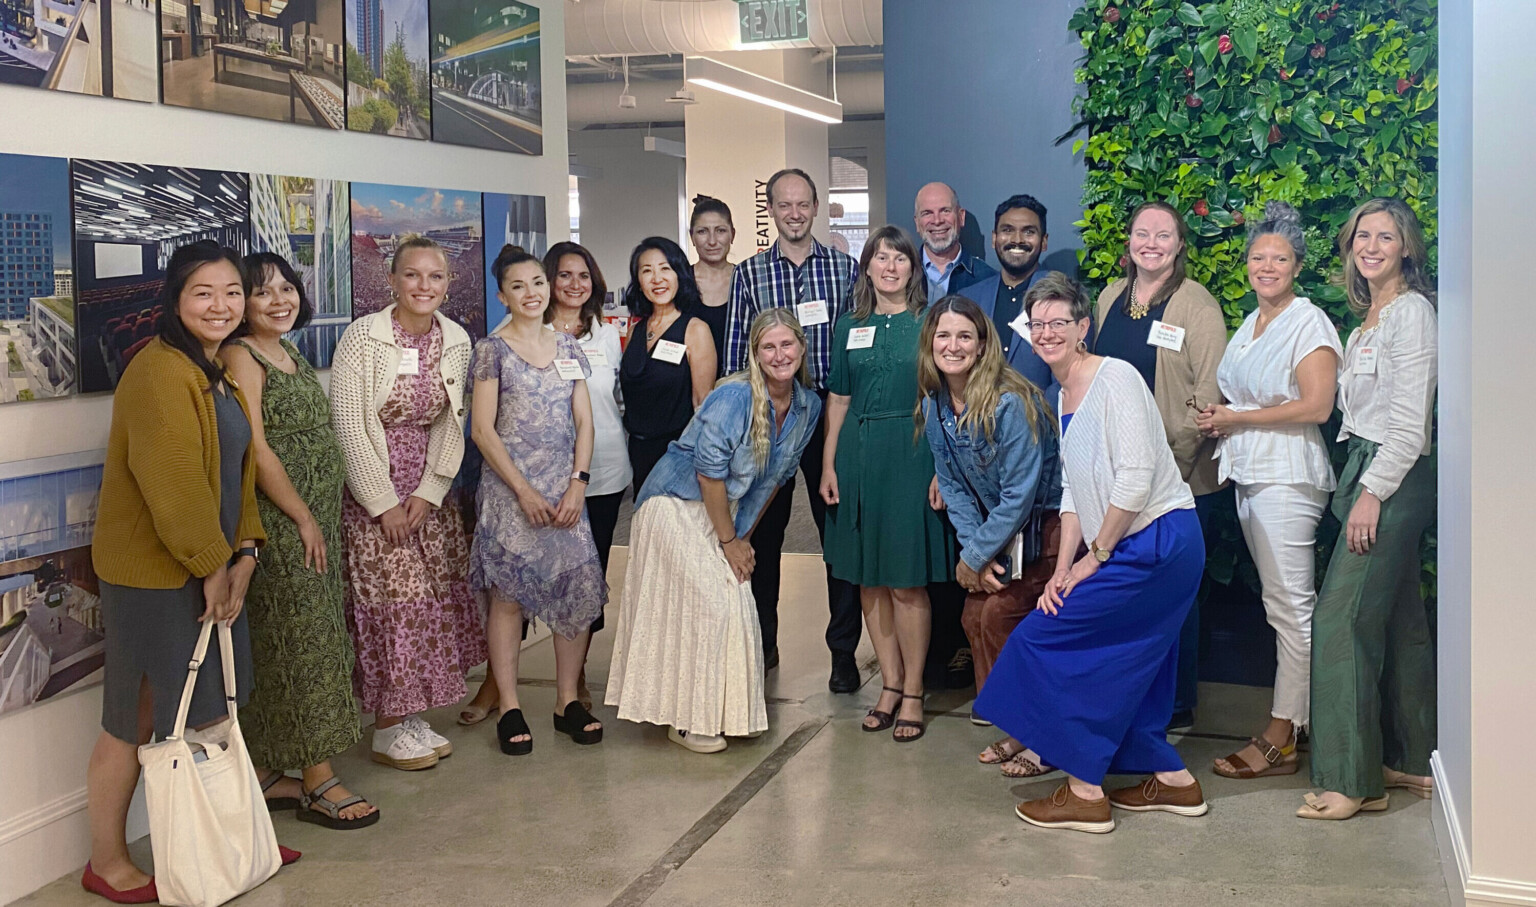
xmin=684 ymin=55 xmax=842 ymax=124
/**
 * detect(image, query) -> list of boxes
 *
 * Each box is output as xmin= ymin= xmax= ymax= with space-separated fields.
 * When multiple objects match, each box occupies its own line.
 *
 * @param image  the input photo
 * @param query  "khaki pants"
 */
xmin=962 ymin=512 xmax=1063 ymax=692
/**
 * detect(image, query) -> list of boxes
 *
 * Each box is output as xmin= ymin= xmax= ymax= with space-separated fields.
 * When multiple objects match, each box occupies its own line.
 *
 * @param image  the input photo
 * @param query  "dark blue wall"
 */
xmin=883 ymin=0 xmax=1086 ymax=274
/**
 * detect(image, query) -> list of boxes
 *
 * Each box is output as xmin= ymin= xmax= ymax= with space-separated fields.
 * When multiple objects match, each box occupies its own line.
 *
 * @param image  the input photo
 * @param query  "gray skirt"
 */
xmin=99 ymin=577 xmax=252 ymax=744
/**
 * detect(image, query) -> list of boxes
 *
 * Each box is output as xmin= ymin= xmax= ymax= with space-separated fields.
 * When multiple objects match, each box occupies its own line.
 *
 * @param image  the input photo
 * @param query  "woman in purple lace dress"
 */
xmin=470 ymin=244 xmax=608 ymax=757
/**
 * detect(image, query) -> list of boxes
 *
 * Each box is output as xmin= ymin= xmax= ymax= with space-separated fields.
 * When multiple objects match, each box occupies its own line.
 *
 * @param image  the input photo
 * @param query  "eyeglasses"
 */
xmin=1026 ymin=319 xmax=1073 ymax=334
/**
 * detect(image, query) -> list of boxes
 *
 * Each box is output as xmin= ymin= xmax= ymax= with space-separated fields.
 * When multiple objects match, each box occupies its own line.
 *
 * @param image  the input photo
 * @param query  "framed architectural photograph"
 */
xmin=71 ymin=160 xmax=250 ymax=394
xmin=481 ymin=191 xmax=546 ymax=330
xmin=161 ymin=0 xmax=346 ymax=130
xmin=249 ymin=174 xmax=351 ymax=368
xmin=0 ymin=0 xmax=156 ymax=100
xmin=344 ymin=0 xmax=429 ymax=139
xmin=349 ymin=181 xmax=484 ymax=337
xmin=0 ymin=153 xmax=75 ymax=404
xmin=429 ymin=0 xmax=542 ymax=154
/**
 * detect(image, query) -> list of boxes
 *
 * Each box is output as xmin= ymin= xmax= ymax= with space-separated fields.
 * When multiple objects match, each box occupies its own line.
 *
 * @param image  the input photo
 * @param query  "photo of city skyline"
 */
xmin=0 ymin=0 xmax=157 ymax=100
xmin=162 ymin=0 xmax=347 ymax=130
xmin=72 ymin=160 xmax=250 ymax=393
xmin=482 ymin=192 xmax=546 ymax=329
xmin=344 ymin=0 xmax=430 ymax=139
xmin=0 ymin=153 xmax=75 ymax=405
xmin=429 ymin=0 xmax=542 ymax=155
xmin=250 ymin=174 xmax=351 ymax=368
xmin=350 ymin=181 xmax=485 ymax=337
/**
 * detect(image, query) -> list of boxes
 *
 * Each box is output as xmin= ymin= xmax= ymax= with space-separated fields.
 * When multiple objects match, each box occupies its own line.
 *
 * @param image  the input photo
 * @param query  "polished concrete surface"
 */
xmin=17 ymin=551 xmax=1449 ymax=907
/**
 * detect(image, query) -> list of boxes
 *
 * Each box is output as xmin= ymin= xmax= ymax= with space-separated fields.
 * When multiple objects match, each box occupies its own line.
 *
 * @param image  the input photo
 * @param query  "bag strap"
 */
xmin=168 ymin=620 xmax=240 ymax=740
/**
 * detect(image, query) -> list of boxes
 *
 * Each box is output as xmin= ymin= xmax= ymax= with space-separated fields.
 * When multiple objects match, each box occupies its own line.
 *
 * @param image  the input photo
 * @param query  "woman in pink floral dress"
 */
xmin=330 ymin=236 xmax=486 ymax=771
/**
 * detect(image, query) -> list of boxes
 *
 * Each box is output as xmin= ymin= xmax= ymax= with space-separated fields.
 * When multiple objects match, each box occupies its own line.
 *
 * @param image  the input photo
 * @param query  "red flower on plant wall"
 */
xmin=1104 ymin=6 xmax=1120 ymax=24
xmin=1193 ymin=199 xmax=1210 ymax=216
xmin=1218 ymin=34 xmax=1234 ymax=55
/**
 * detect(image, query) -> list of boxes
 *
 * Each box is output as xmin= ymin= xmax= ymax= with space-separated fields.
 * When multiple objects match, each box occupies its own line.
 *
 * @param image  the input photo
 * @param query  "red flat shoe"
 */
xmin=81 ymin=863 xmax=157 ymax=904
xmin=280 ymin=845 xmax=302 ymax=866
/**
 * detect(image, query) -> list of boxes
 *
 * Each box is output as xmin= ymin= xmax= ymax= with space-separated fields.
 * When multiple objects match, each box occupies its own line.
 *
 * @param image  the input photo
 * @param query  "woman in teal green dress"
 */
xmin=223 ymin=253 xmax=379 ymax=831
xmin=821 ymin=225 xmax=955 ymax=742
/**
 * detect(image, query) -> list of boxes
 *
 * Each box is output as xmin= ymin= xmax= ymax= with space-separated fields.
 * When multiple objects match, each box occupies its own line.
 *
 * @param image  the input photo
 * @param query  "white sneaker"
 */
xmin=371 ymin=723 xmax=439 ymax=770
xmin=668 ymin=726 xmax=727 ymax=753
xmin=402 ymin=716 xmax=453 ymax=758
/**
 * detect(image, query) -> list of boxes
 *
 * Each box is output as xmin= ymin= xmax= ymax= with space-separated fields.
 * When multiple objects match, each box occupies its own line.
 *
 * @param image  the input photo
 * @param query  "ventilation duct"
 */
xmin=564 ymin=0 xmax=882 ymax=57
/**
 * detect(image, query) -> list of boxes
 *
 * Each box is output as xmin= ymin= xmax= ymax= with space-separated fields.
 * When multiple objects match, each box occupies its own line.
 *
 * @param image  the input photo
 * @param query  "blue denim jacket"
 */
xmin=922 ymin=390 xmax=1061 ymax=571
xmin=636 ymin=379 xmax=822 ymax=538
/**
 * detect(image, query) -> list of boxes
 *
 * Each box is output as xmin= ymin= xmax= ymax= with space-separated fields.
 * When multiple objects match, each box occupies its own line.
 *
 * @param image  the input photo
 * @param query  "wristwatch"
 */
xmin=230 ymin=546 xmax=259 ymax=566
xmin=571 ymin=470 xmax=591 ymax=484
xmin=1089 ymin=539 xmax=1112 ymax=563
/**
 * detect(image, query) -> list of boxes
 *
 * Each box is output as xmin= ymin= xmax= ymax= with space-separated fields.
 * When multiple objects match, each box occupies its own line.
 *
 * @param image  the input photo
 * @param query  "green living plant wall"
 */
xmin=1066 ymin=0 xmax=1438 ymax=604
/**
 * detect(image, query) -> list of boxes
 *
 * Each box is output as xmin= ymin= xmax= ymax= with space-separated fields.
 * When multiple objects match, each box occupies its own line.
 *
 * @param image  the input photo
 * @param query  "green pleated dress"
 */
xmin=236 ymin=339 xmax=361 ymax=770
xmin=822 ymin=309 xmax=955 ymax=589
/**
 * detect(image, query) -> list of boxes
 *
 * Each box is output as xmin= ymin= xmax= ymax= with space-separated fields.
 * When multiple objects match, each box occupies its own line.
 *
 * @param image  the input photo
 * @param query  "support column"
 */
xmin=684 ymin=49 xmax=830 ymax=259
xmin=1435 ymin=1 xmax=1536 ymax=904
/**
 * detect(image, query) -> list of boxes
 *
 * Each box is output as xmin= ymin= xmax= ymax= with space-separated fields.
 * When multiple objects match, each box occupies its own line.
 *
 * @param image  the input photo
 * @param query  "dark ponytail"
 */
xmin=491 ymin=243 xmax=541 ymax=289
xmin=158 ymin=240 xmax=248 ymax=388
xmin=689 ymin=194 xmax=734 ymax=230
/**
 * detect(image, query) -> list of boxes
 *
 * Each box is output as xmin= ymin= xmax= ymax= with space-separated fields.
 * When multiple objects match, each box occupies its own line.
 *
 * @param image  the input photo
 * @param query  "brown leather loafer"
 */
xmin=1015 ymin=783 xmax=1115 ymax=833
xmin=1108 ymin=777 xmax=1210 ymax=816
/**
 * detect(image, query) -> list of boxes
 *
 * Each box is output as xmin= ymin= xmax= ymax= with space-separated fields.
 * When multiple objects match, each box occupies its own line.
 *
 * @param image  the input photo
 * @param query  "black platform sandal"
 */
xmin=260 ymin=770 xmax=300 ymax=812
xmin=862 ymin=686 xmax=903 ymax=732
xmin=893 ymin=692 xmax=926 ymax=743
xmin=296 ymin=777 xmax=381 ymax=831
xmin=497 ymin=708 xmax=533 ymax=755
xmin=553 ymin=700 xmax=603 ymax=745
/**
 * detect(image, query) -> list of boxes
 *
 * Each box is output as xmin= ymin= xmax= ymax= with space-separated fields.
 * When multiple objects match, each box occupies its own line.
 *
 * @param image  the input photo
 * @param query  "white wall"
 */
xmin=0 ymin=3 xmax=568 ymax=901
xmin=1434 ymin=1 xmax=1536 ymax=904
xmin=568 ymin=126 xmax=686 ymax=294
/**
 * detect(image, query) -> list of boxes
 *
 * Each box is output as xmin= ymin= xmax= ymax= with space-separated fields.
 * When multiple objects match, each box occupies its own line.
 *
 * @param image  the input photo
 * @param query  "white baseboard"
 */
xmin=0 ymin=786 xmax=87 ymax=849
xmin=1433 ymin=751 xmax=1536 ymax=906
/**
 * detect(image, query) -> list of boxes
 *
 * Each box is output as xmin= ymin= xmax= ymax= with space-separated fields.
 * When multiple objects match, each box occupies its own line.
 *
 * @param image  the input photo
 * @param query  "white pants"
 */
xmin=1234 ymin=482 xmax=1330 ymax=728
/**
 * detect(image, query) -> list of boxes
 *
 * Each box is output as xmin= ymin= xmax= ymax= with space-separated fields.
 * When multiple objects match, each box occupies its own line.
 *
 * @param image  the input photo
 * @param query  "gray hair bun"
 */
xmin=1247 ymin=200 xmax=1306 ymax=261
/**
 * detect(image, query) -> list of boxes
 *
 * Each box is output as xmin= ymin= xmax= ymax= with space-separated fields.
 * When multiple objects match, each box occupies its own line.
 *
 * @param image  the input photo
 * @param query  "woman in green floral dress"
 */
xmin=223 ymin=253 xmax=378 ymax=830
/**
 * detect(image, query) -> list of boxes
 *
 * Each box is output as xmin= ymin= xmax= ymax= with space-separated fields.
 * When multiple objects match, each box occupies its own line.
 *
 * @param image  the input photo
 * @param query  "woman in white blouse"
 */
xmin=1195 ymin=202 xmax=1342 ymax=780
xmin=1298 ymin=198 xmax=1438 ymax=821
xmin=976 ymin=273 xmax=1208 ymax=834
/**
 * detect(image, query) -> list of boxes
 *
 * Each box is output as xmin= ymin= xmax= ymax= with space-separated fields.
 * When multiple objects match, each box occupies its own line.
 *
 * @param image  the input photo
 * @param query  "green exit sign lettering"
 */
xmin=739 ymin=0 xmax=810 ymax=44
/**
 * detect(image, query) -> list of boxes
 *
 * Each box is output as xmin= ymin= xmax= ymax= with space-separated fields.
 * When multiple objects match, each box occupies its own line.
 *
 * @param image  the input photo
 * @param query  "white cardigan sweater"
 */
xmin=330 ymin=305 xmax=472 ymax=517
xmin=1058 ymin=357 xmax=1196 ymax=544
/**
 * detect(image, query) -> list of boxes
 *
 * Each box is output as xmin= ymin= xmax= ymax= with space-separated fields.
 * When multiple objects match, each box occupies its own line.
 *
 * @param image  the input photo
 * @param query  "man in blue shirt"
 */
xmin=915 ymin=182 xmax=997 ymax=304
xmin=725 ymin=168 xmax=863 ymax=693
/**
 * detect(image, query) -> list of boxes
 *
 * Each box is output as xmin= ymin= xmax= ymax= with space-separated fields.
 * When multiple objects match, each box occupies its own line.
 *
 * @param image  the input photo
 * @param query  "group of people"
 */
xmin=78 ymin=167 xmax=1438 ymax=902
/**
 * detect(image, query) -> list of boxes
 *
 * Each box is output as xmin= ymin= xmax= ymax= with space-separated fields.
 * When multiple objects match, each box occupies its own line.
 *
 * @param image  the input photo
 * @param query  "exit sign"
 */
xmin=739 ymin=0 xmax=810 ymax=44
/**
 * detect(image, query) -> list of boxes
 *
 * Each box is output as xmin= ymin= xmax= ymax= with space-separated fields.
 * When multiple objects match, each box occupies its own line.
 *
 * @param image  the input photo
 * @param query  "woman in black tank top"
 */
xmin=619 ymin=237 xmax=718 ymax=494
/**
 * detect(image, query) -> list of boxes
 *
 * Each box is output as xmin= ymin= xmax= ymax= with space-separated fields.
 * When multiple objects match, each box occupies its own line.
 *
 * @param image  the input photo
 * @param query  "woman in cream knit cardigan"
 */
xmin=330 ymin=236 xmax=485 ymax=771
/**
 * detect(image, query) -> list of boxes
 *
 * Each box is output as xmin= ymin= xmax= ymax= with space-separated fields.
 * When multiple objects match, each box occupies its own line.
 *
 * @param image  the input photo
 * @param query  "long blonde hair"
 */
xmin=1335 ymin=197 xmax=1435 ymax=317
xmin=720 ymin=308 xmax=810 ymax=469
xmin=851 ymin=225 xmax=926 ymax=319
xmin=914 ymin=295 xmax=1049 ymax=444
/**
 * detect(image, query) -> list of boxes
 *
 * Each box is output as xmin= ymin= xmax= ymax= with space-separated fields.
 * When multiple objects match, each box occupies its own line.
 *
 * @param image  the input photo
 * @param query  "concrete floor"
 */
xmin=17 ymin=551 xmax=1449 ymax=907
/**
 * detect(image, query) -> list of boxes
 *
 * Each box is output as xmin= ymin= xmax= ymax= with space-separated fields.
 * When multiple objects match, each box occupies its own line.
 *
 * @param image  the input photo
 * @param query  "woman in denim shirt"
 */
xmin=606 ymin=309 xmax=821 ymax=754
xmin=918 ymin=295 xmax=1059 ymax=778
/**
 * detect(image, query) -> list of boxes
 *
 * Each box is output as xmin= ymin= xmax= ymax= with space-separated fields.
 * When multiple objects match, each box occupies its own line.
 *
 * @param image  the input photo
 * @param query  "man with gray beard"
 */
xmin=914 ymin=182 xmax=995 ymax=303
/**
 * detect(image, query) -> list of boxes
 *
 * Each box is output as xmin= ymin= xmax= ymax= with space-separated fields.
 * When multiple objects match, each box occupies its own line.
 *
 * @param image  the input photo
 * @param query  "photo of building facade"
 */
xmin=344 ymin=0 xmax=429 ymax=139
xmin=0 ymin=0 xmax=156 ymax=100
xmin=0 ymin=153 xmax=74 ymax=404
xmin=481 ymin=191 xmax=545 ymax=328
xmin=161 ymin=0 xmax=346 ymax=129
xmin=250 ymin=174 xmax=351 ymax=367
xmin=350 ymin=181 xmax=484 ymax=337
xmin=430 ymin=0 xmax=542 ymax=154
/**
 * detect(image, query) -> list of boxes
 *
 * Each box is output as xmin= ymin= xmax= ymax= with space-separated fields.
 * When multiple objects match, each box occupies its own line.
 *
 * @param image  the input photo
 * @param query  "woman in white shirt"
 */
xmin=1195 ymin=202 xmax=1342 ymax=780
xmin=976 ymin=273 xmax=1208 ymax=835
xmin=1298 ymin=198 xmax=1438 ymax=821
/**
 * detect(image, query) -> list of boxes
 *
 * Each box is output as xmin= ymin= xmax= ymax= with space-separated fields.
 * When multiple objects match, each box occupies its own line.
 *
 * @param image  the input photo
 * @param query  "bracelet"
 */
xmin=719 ymin=535 xmax=737 ymax=546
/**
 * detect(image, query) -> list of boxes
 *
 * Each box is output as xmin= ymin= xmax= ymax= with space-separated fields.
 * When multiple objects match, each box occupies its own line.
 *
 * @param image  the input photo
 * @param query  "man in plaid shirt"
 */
xmin=724 ymin=168 xmax=863 ymax=693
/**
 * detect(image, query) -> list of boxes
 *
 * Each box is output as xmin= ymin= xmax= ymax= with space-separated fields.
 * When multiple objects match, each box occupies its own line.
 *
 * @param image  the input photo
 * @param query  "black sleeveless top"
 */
xmin=620 ymin=313 xmax=698 ymax=440
xmin=695 ymin=302 xmax=729 ymax=377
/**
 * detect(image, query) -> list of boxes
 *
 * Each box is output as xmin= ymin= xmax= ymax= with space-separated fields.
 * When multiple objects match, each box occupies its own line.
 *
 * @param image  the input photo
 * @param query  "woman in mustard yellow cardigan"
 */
xmin=82 ymin=241 xmax=268 ymax=903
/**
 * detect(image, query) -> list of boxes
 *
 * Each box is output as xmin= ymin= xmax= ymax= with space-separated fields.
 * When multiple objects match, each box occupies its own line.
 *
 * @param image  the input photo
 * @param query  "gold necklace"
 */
xmin=1127 ymin=277 xmax=1149 ymax=320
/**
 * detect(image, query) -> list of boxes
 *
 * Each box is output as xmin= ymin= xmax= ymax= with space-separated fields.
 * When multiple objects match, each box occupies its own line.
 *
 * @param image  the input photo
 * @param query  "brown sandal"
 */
xmin=979 ymin=739 xmax=1022 ymax=764
xmin=862 ymin=686 xmax=902 ymax=732
xmin=1001 ymin=752 xmax=1055 ymax=778
xmin=1213 ymin=735 xmax=1298 ymax=779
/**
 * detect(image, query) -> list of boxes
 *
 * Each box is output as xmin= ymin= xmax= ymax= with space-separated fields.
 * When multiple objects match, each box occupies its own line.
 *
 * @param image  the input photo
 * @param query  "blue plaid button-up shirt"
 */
xmin=724 ymin=238 xmax=859 ymax=389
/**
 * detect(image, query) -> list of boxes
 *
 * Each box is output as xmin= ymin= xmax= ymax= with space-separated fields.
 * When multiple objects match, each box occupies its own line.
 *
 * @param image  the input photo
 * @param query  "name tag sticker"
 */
xmin=1008 ymin=312 xmax=1033 ymax=347
xmin=1147 ymin=320 xmax=1186 ymax=352
xmin=1354 ymin=346 xmax=1379 ymax=375
xmin=652 ymin=339 xmax=687 ymax=364
xmin=554 ymin=358 xmax=585 ymax=381
xmin=580 ymin=344 xmax=608 ymax=367
xmin=846 ymin=326 xmax=877 ymax=349
xmin=397 ymin=348 xmax=420 ymax=375
xmin=796 ymin=300 xmax=830 ymax=327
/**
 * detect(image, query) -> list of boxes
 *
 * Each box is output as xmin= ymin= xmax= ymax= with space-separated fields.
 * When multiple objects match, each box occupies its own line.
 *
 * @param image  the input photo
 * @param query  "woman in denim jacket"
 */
xmin=606 ymin=309 xmax=821 ymax=754
xmin=918 ymin=295 xmax=1059 ymax=778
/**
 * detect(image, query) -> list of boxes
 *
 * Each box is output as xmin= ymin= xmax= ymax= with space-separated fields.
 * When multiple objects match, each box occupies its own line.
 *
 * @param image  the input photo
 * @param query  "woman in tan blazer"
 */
xmin=1091 ymin=201 xmax=1228 ymax=725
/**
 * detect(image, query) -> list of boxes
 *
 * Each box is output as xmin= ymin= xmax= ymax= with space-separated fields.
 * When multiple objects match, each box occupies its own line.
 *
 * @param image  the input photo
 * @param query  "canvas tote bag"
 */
xmin=138 ymin=620 xmax=281 ymax=907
